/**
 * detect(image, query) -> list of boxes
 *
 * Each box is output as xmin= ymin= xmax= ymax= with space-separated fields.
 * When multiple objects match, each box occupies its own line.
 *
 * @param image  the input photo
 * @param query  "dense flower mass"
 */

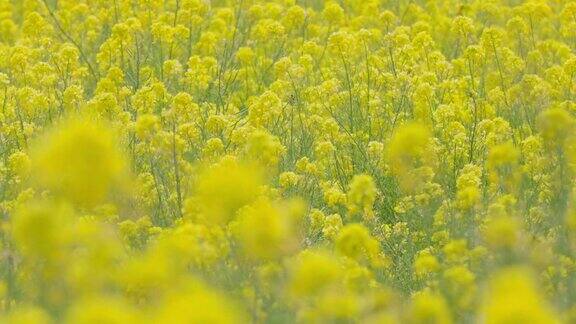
xmin=1 ymin=0 xmax=576 ymax=322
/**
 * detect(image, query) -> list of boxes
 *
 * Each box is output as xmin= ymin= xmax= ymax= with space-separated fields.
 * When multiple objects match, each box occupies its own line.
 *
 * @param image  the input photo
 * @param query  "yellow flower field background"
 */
xmin=0 ymin=0 xmax=575 ymax=322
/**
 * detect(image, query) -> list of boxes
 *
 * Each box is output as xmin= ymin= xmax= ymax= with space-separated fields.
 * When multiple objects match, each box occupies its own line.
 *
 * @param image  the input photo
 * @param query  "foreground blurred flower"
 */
xmin=30 ymin=117 xmax=128 ymax=207
xmin=481 ymin=267 xmax=559 ymax=324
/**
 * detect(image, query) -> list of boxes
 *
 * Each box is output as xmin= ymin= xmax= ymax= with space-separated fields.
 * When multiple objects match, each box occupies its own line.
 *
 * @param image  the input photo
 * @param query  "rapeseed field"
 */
xmin=0 ymin=0 xmax=575 ymax=323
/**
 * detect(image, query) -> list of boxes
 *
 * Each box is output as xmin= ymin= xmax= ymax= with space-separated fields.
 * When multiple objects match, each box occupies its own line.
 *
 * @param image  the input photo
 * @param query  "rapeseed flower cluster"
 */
xmin=0 ymin=0 xmax=575 ymax=323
